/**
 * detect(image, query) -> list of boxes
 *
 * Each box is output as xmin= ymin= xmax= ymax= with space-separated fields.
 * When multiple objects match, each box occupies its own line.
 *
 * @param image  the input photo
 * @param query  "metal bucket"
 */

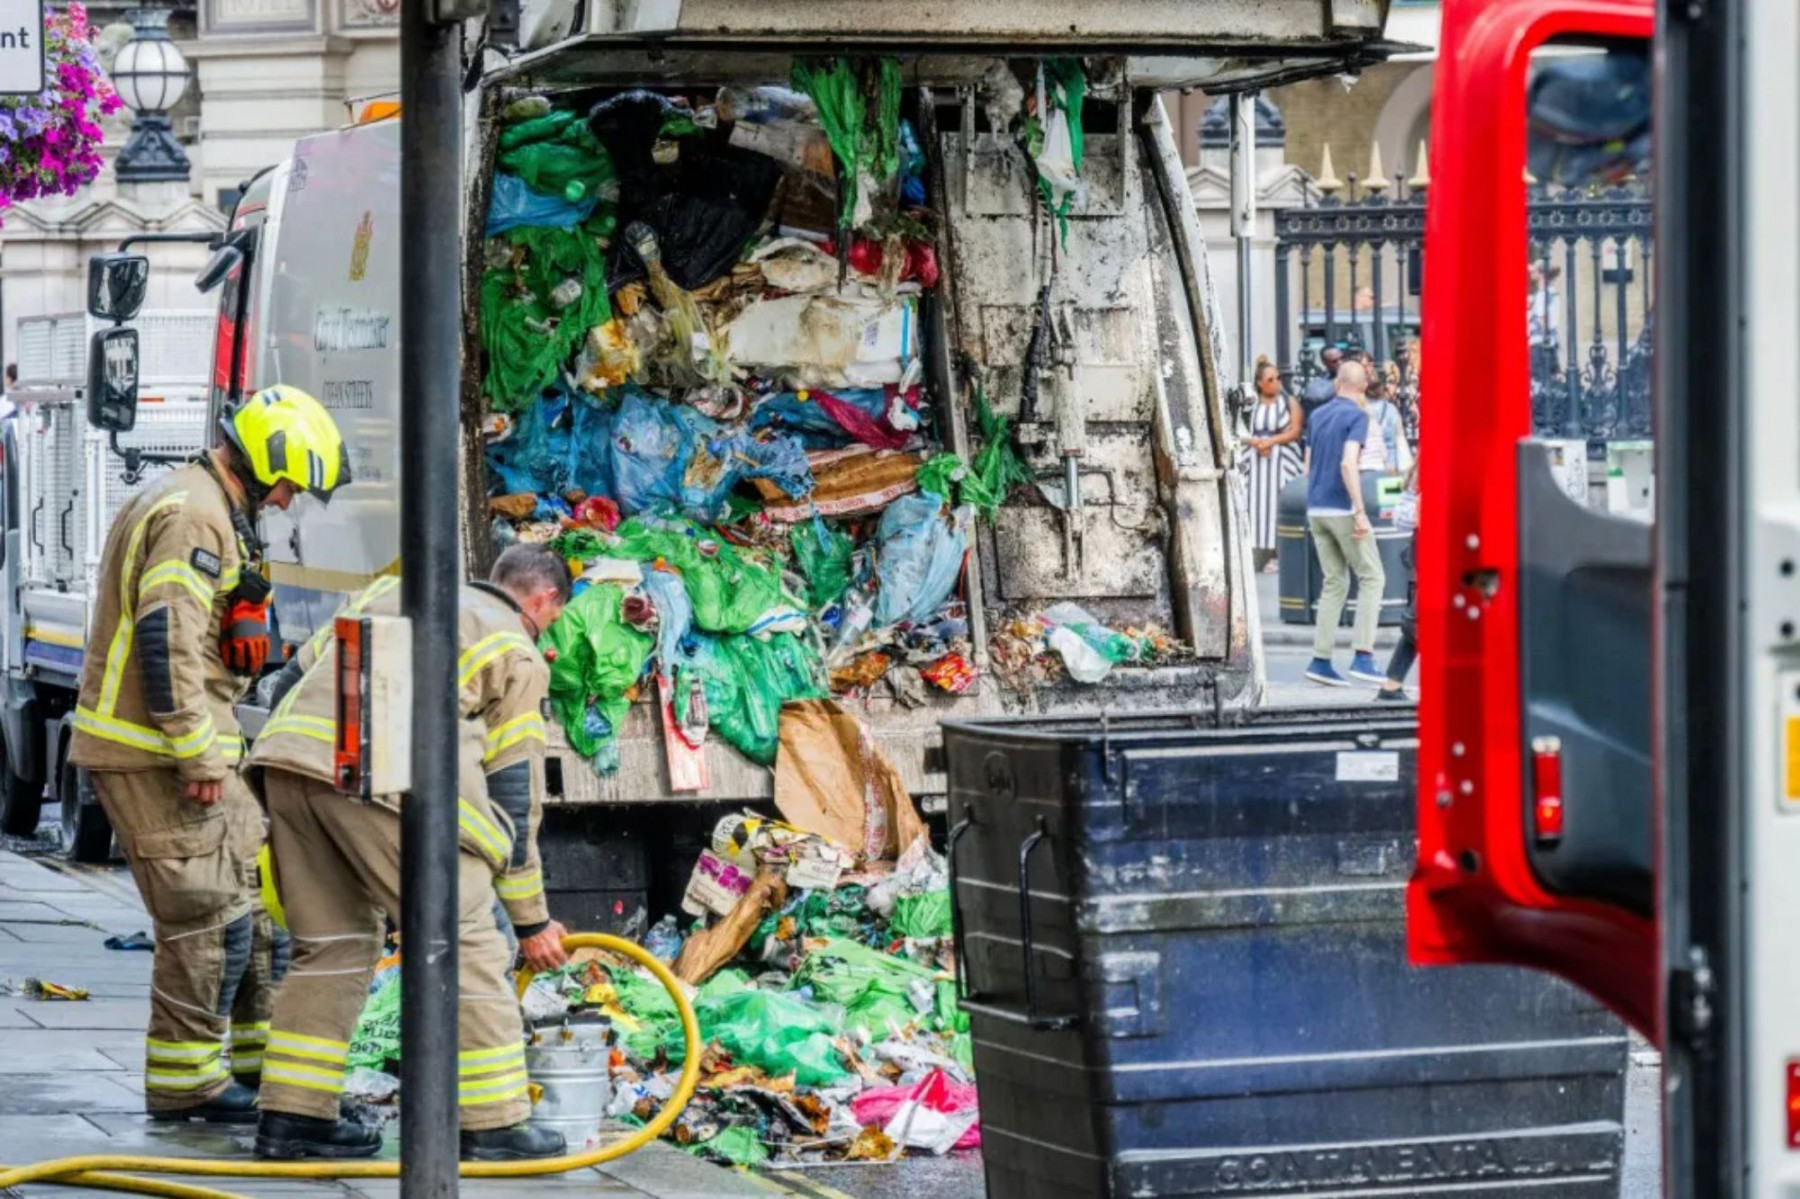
xmin=525 ymin=1019 xmax=613 ymax=1148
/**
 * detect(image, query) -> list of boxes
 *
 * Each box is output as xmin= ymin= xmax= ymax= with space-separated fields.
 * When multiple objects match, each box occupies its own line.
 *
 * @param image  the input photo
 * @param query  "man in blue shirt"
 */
xmin=1303 ymin=359 xmax=1386 ymax=685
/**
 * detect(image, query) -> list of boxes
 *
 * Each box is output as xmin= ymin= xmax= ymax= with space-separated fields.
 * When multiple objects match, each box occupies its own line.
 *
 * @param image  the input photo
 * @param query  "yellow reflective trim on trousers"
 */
xmin=220 ymin=734 xmax=246 ymax=762
xmin=262 ymin=1063 xmax=345 ymax=1094
xmin=494 ymin=871 xmax=543 ymax=901
xmin=261 ymin=1059 xmax=344 ymax=1082
xmin=146 ymin=1040 xmax=222 ymax=1063
xmin=230 ymin=1023 xmax=269 ymax=1042
xmin=267 ymin=1031 xmax=349 ymax=1063
xmin=458 ymin=631 xmax=536 ymax=688
xmin=459 ymin=1072 xmax=531 ymax=1104
xmin=458 ymin=799 xmax=511 ymax=861
xmin=139 ymin=560 xmax=215 ymax=607
xmin=99 ymin=490 xmax=189 ymax=716
xmin=231 ymin=1053 xmax=263 ymax=1070
xmin=146 ymin=1064 xmax=229 ymax=1091
xmin=483 ymin=712 xmax=546 ymax=762
xmin=459 ymin=1043 xmax=527 ymax=1068
xmin=74 ymin=708 xmax=218 ymax=760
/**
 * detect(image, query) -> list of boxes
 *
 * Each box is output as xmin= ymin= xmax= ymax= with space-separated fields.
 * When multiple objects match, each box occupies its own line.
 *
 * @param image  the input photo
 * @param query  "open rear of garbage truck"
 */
xmin=155 ymin=1 xmax=1402 ymax=923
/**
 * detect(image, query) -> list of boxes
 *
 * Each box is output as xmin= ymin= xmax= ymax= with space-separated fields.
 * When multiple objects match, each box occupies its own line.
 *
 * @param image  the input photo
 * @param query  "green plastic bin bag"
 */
xmin=541 ymin=583 xmax=655 ymax=762
xmin=694 ymin=987 xmax=850 ymax=1087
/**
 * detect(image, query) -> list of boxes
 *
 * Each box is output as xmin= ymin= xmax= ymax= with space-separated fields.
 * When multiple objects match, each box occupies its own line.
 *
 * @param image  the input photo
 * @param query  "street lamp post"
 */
xmin=110 ymin=8 xmax=191 ymax=184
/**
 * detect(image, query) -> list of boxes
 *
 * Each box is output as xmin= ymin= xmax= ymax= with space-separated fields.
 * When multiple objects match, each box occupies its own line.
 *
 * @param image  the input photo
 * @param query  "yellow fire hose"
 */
xmin=0 ymin=933 xmax=702 ymax=1199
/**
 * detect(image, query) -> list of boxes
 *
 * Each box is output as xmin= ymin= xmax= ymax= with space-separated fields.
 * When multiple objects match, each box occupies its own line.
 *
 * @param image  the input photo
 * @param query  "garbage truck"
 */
xmin=68 ymin=3 xmax=1400 ymax=920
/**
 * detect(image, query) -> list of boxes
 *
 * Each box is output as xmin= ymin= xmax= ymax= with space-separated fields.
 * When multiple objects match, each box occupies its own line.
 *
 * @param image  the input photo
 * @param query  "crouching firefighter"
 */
xmin=246 ymin=544 xmax=573 ymax=1161
xmin=69 ymin=385 xmax=351 ymax=1123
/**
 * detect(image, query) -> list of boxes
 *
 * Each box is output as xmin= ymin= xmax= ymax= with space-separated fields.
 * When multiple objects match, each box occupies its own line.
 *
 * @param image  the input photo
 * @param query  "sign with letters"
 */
xmin=0 ymin=0 xmax=45 ymax=96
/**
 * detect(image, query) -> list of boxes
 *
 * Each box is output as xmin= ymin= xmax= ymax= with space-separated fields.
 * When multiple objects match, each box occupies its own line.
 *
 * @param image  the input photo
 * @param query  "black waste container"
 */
xmin=944 ymin=708 xmax=1627 ymax=1199
xmin=1277 ymin=474 xmax=1411 ymax=625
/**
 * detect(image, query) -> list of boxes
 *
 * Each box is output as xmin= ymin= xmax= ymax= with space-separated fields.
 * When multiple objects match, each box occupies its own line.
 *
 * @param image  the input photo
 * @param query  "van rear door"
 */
xmin=1406 ymin=0 xmax=1657 ymax=1038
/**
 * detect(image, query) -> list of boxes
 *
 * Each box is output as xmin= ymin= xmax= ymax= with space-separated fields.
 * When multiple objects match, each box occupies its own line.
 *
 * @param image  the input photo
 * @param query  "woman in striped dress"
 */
xmin=1241 ymin=357 xmax=1304 ymax=572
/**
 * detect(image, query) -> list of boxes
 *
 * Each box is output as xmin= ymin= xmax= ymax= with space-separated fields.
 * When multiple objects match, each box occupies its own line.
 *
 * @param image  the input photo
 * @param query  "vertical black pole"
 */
xmin=1371 ymin=241 xmax=1387 ymax=364
xmin=1273 ymin=242 xmax=1291 ymax=378
xmin=399 ymin=0 xmax=462 ymax=1192
xmin=1323 ymin=247 xmax=1337 ymax=349
xmin=1562 ymin=238 xmax=1582 ymax=439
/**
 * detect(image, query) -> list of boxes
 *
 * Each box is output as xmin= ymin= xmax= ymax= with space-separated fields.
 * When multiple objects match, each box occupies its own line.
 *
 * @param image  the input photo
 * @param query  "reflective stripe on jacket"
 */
xmin=71 ymin=464 xmax=253 ymax=781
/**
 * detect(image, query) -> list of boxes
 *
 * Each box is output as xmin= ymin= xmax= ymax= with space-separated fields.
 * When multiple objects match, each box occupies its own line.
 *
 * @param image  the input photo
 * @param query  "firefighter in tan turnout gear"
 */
xmin=70 ymin=385 xmax=351 ymax=1123
xmin=246 ymin=544 xmax=573 ymax=1161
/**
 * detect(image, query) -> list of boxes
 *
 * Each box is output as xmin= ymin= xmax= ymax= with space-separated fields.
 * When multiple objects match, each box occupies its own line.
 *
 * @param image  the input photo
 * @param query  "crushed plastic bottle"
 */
xmin=827 ymin=593 xmax=874 ymax=666
xmin=715 ymin=85 xmax=817 ymax=125
xmin=548 ymin=276 xmax=584 ymax=309
xmin=626 ymin=221 xmax=726 ymax=386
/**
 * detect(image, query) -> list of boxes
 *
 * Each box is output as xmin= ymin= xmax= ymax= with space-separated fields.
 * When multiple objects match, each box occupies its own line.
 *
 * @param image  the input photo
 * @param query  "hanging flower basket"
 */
xmin=0 ymin=4 xmax=122 ymax=222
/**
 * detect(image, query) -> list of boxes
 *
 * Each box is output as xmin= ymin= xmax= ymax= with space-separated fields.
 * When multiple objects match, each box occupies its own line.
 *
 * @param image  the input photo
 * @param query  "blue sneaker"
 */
xmin=1348 ymin=653 xmax=1387 ymax=684
xmin=1305 ymin=658 xmax=1350 ymax=687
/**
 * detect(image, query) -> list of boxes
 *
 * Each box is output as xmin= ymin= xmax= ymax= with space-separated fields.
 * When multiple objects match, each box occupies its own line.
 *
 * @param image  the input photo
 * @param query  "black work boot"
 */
xmin=149 ymin=1080 xmax=260 ymax=1125
xmin=254 ymin=1111 xmax=383 ymax=1160
xmin=460 ymin=1123 xmax=565 ymax=1161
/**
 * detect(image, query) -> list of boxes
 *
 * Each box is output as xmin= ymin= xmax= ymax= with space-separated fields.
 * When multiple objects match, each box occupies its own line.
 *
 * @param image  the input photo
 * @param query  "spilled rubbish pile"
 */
xmin=478 ymin=57 xmax=1178 ymax=780
xmin=515 ymin=720 xmax=975 ymax=1165
xmin=341 ymin=714 xmax=975 ymax=1163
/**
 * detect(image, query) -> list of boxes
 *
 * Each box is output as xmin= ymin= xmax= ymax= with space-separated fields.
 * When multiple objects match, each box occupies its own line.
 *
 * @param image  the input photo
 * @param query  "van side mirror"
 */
xmin=87 ymin=253 xmax=150 ymax=322
xmin=194 ymin=237 xmax=246 ymax=295
xmin=87 ymin=327 xmax=141 ymax=433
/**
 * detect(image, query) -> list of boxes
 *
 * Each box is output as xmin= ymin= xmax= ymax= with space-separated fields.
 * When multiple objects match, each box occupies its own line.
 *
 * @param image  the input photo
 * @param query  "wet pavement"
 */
xmin=0 ymin=831 xmax=973 ymax=1199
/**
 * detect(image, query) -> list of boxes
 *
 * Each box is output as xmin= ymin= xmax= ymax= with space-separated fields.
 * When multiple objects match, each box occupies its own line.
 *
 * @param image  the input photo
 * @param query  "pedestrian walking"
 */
xmin=1303 ymin=359 xmax=1386 ymax=686
xmin=247 ymin=544 xmax=573 ymax=1162
xmin=1239 ymin=356 xmax=1304 ymax=573
xmin=1377 ymin=458 xmax=1421 ymax=702
xmin=69 ymin=385 xmax=350 ymax=1124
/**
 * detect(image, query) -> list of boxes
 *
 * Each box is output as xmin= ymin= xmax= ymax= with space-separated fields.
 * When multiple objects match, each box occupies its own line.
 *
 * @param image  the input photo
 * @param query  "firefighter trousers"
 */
xmin=258 ymin=770 xmax=529 ymax=1132
xmin=231 ymin=878 xmax=290 ymax=1085
xmin=91 ymin=768 xmax=272 ymax=1113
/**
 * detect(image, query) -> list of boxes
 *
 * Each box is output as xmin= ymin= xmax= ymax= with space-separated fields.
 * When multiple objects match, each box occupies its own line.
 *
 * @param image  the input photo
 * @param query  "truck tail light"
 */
xmin=1788 ymin=1060 xmax=1800 ymax=1148
xmin=1531 ymin=736 xmax=1565 ymax=845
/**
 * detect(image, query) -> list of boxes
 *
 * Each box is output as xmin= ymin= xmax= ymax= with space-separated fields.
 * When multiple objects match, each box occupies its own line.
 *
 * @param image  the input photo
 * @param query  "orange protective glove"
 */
xmin=221 ymin=597 xmax=271 ymax=675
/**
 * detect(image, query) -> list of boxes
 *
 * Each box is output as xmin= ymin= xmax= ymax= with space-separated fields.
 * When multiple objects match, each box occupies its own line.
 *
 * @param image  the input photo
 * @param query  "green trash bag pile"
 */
xmin=481 ymin=107 xmax=620 ymax=413
xmin=540 ymin=515 xmax=825 ymax=769
xmin=478 ymin=65 xmax=1079 ymax=783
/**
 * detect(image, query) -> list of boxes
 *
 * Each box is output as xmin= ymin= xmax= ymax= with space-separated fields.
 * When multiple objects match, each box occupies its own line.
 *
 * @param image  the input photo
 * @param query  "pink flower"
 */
xmin=0 ymin=6 xmax=115 ymax=225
